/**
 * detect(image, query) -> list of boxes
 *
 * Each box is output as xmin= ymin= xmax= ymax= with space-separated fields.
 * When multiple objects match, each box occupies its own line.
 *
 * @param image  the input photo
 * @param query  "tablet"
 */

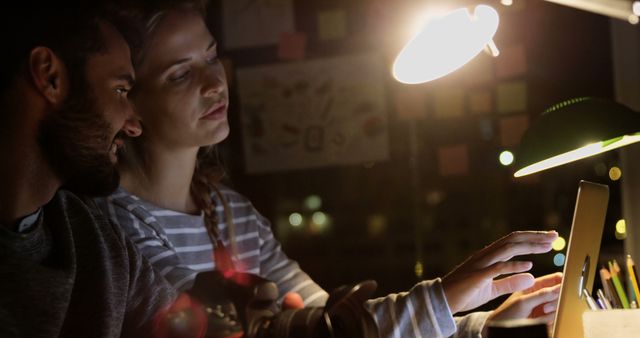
xmin=552 ymin=180 xmax=609 ymax=338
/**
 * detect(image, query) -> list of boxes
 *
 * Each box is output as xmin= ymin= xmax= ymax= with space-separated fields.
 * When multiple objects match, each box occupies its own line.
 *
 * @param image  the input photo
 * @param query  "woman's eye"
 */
xmin=169 ymin=70 xmax=190 ymax=82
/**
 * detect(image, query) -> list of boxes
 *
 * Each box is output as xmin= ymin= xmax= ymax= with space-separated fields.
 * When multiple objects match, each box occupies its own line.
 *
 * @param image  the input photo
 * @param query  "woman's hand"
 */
xmin=489 ymin=272 xmax=562 ymax=322
xmin=441 ymin=231 xmax=558 ymax=314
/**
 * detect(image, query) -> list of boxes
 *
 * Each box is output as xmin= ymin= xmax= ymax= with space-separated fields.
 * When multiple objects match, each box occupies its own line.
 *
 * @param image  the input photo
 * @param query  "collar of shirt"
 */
xmin=13 ymin=208 xmax=43 ymax=234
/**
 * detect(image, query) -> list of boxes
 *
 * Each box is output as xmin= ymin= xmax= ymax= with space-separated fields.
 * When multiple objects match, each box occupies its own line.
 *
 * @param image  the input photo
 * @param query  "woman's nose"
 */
xmin=201 ymin=67 xmax=226 ymax=97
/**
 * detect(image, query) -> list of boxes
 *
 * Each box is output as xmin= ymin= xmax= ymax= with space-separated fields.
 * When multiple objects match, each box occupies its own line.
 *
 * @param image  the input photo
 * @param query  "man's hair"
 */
xmin=0 ymin=2 xmax=110 ymax=112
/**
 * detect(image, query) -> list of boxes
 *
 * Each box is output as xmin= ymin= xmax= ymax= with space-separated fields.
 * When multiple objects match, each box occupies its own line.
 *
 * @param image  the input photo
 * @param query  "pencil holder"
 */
xmin=582 ymin=309 xmax=640 ymax=338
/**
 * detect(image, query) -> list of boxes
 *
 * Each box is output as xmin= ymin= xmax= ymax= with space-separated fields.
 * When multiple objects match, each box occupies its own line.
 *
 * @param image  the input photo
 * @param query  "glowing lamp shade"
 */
xmin=393 ymin=5 xmax=499 ymax=84
xmin=514 ymin=98 xmax=640 ymax=177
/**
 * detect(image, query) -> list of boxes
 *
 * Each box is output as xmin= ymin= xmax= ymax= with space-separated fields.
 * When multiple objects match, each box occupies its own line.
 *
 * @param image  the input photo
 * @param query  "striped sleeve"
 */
xmin=453 ymin=311 xmax=491 ymax=338
xmin=364 ymin=278 xmax=488 ymax=338
xmin=253 ymin=211 xmax=329 ymax=307
xmin=95 ymin=197 xmax=200 ymax=291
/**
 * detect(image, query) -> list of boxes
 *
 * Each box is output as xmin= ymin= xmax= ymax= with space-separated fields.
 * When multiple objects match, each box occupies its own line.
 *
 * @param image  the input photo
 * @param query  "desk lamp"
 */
xmin=514 ymin=97 xmax=640 ymax=178
xmin=392 ymin=4 xmax=500 ymax=84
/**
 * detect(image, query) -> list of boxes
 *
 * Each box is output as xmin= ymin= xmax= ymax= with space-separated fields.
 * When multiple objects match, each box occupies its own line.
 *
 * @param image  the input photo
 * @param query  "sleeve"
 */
xmin=364 ymin=278 xmax=490 ymax=338
xmin=96 ymin=197 xmax=200 ymax=291
xmin=119 ymin=228 xmax=178 ymax=338
xmin=87 ymin=198 xmax=176 ymax=338
xmin=253 ymin=211 xmax=329 ymax=307
xmin=452 ymin=312 xmax=491 ymax=338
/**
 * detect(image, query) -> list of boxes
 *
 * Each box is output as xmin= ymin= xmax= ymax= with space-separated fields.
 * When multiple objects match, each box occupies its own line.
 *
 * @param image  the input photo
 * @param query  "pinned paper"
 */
xmin=437 ymin=144 xmax=469 ymax=176
xmin=278 ymin=32 xmax=307 ymax=61
xmin=318 ymin=9 xmax=347 ymax=40
xmin=496 ymin=81 xmax=527 ymax=113
xmin=220 ymin=57 xmax=234 ymax=86
xmin=496 ymin=44 xmax=527 ymax=79
xmin=499 ymin=114 xmax=529 ymax=147
xmin=468 ymin=90 xmax=493 ymax=115
xmin=394 ymin=85 xmax=427 ymax=120
xmin=434 ymin=89 xmax=465 ymax=119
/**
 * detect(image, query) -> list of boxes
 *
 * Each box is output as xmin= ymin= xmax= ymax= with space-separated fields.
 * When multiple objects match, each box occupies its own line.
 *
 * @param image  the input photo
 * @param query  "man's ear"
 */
xmin=28 ymin=46 xmax=69 ymax=107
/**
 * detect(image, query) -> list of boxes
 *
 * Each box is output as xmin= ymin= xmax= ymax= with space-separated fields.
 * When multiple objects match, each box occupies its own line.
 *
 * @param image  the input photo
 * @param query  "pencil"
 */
xmin=609 ymin=260 xmax=630 ymax=309
xmin=627 ymin=255 xmax=640 ymax=303
xmin=600 ymin=267 xmax=622 ymax=308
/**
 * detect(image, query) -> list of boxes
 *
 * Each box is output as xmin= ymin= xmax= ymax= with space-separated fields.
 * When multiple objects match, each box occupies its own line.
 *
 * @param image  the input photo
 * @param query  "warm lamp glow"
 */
xmin=514 ymin=134 xmax=640 ymax=177
xmin=393 ymin=5 xmax=499 ymax=84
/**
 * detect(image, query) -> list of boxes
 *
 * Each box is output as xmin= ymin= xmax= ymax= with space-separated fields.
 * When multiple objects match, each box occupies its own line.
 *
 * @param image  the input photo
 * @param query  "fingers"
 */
xmin=536 ymin=312 xmax=556 ymax=324
xmin=484 ymin=261 xmax=533 ymax=280
xmin=491 ymin=273 xmax=535 ymax=297
xmin=533 ymin=300 xmax=558 ymax=324
xmin=282 ymin=292 xmax=305 ymax=310
xmin=478 ymin=231 xmax=558 ymax=256
xmin=478 ymin=242 xmax=554 ymax=268
xmin=543 ymin=301 xmax=558 ymax=314
xmin=523 ymin=272 xmax=563 ymax=294
xmin=472 ymin=231 xmax=558 ymax=268
xmin=520 ymin=284 xmax=561 ymax=310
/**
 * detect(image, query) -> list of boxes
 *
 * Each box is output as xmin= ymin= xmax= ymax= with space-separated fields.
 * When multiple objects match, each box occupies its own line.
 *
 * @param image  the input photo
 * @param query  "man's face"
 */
xmin=38 ymin=22 xmax=138 ymax=196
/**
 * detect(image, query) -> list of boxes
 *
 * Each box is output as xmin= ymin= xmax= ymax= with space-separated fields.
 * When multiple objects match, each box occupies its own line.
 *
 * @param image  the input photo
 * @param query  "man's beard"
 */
xmin=38 ymin=83 xmax=120 ymax=197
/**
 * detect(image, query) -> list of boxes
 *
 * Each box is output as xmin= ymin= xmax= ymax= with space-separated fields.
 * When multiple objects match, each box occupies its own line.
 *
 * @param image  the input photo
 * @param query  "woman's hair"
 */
xmin=115 ymin=0 xmax=237 ymax=256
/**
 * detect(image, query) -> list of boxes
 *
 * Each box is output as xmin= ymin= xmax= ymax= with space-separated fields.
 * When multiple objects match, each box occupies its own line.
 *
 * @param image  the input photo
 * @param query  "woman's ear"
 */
xmin=28 ymin=46 xmax=69 ymax=107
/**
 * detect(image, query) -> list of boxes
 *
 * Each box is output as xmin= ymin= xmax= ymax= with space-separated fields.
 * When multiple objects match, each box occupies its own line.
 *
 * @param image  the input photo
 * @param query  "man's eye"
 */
xmin=206 ymin=54 xmax=219 ymax=64
xmin=115 ymin=87 xmax=130 ymax=95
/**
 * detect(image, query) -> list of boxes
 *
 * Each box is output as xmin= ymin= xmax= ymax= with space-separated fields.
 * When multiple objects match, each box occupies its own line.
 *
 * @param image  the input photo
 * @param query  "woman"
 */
xmin=97 ymin=1 xmax=562 ymax=337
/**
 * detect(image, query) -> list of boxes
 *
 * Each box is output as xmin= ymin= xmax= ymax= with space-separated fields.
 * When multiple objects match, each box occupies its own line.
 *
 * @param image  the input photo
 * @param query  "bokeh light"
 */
xmin=552 ymin=236 xmax=566 ymax=251
xmin=289 ymin=213 xmax=303 ymax=227
xmin=553 ymin=253 xmax=566 ymax=267
xmin=312 ymin=211 xmax=327 ymax=226
xmin=615 ymin=219 xmax=627 ymax=240
xmin=609 ymin=166 xmax=622 ymax=181
xmin=499 ymin=150 xmax=514 ymax=166
xmin=304 ymin=195 xmax=322 ymax=210
xmin=594 ymin=162 xmax=607 ymax=176
xmin=367 ymin=214 xmax=388 ymax=237
xmin=414 ymin=261 xmax=424 ymax=279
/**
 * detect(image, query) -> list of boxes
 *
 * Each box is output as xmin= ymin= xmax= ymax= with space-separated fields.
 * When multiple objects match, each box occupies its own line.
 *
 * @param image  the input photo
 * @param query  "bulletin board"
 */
xmin=236 ymin=53 xmax=390 ymax=173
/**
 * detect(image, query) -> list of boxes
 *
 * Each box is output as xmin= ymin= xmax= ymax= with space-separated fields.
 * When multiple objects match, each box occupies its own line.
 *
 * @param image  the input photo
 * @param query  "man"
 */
xmin=0 ymin=3 xmax=175 ymax=337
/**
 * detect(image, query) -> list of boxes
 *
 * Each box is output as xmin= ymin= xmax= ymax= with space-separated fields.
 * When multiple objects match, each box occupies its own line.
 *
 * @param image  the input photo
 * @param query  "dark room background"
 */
xmin=208 ymin=0 xmax=626 ymax=308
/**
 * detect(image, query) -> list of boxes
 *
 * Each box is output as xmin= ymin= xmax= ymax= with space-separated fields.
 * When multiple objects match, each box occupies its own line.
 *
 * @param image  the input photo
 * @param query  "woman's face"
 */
xmin=132 ymin=9 xmax=229 ymax=151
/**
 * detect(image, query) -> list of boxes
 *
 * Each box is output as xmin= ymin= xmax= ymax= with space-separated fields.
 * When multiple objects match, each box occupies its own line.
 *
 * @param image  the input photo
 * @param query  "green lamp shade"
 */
xmin=514 ymin=97 xmax=640 ymax=177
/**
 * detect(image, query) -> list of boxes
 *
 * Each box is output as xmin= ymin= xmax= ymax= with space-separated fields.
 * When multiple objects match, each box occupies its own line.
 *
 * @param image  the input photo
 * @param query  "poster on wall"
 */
xmin=237 ymin=53 xmax=390 ymax=174
xmin=222 ymin=0 xmax=295 ymax=49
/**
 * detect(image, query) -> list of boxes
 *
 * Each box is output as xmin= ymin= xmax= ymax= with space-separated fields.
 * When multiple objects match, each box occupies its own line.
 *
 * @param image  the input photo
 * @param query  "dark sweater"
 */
xmin=0 ymin=190 xmax=176 ymax=337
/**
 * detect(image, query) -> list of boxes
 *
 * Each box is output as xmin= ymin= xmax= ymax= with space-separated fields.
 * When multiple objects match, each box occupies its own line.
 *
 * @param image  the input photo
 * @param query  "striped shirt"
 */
xmin=97 ymin=185 xmax=488 ymax=338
